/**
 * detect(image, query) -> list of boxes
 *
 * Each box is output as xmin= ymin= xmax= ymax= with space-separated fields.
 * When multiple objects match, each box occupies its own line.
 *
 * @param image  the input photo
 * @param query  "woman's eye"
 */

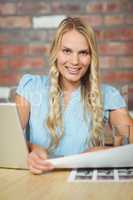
xmin=80 ymin=51 xmax=89 ymax=56
xmin=62 ymin=49 xmax=71 ymax=55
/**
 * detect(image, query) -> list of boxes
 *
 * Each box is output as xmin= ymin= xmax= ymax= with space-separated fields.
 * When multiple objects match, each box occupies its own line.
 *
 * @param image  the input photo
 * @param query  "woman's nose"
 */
xmin=71 ymin=53 xmax=79 ymax=65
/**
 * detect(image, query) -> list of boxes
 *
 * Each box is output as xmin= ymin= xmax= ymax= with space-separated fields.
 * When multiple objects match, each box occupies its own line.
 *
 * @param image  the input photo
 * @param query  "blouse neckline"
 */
xmin=61 ymin=86 xmax=81 ymax=113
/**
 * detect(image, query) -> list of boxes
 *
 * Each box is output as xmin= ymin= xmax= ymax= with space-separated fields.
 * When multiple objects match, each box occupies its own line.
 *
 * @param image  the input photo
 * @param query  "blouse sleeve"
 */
xmin=16 ymin=74 xmax=36 ymax=103
xmin=102 ymin=84 xmax=127 ymax=122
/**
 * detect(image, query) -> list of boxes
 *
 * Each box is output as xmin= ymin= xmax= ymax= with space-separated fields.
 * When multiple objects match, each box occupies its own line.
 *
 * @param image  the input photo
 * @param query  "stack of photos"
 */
xmin=68 ymin=168 xmax=133 ymax=182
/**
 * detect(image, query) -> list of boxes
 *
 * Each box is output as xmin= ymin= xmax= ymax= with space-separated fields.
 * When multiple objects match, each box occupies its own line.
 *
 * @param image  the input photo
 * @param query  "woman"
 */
xmin=15 ymin=17 xmax=133 ymax=174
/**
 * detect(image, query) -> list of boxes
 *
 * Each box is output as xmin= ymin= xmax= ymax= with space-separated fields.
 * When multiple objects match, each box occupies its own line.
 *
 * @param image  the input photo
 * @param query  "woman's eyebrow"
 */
xmin=62 ymin=46 xmax=90 ymax=52
xmin=79 ymin=49 xmax=90 ymax=52
xmin=62 ymin=46 xmax=71 ymax=50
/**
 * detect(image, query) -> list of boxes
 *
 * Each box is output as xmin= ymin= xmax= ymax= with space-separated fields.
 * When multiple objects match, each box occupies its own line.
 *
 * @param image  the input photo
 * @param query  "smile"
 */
xmin=65 ymin=66 xmax=81 ymax=74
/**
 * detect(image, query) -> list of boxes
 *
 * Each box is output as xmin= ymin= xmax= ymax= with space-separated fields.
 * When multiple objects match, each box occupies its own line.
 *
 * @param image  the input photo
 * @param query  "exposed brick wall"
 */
xmin=0 ymin=0 xmax=133 ymax=109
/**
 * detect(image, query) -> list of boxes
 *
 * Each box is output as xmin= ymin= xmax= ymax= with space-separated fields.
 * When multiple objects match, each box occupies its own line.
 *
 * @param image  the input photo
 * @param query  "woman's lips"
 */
xmin=65 ymin=66 xmax=81 ymax=74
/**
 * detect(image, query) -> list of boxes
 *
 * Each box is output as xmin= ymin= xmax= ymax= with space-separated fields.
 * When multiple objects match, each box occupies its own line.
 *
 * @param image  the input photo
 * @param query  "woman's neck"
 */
xmin=60 ymin=78 xmax=81 ymax=108
xmin=61 ymin=79 xmax=80 ymax=93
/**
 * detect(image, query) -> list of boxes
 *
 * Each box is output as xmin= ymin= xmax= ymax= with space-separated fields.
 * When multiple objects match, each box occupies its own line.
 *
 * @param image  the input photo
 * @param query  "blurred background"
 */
xmin=0 ymin=0 xmax=133 ymax=109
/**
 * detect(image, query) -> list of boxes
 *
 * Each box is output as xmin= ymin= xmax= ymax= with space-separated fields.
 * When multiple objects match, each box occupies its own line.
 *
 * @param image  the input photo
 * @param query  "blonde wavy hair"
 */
xmin=46 ymin=17 xmax=103 ymax=149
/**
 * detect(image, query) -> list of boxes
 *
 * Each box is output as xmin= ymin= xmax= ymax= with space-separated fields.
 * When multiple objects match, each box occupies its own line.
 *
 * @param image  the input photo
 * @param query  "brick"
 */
xmin=0 ymin=32 xmax=10 ymax=43
xmin=26 ymin=30 xmax=49 ymax=42
xmin=0 ymin=17 xmax=31 ymax=28
xmin=104 ymin=15 xmax=124 ymax=26
xmin=103 ymin=28 xmax=133 ymax=41
xmin=51 ymin=2 xmax=81 ymax=13
xmin=80 ymin=15 xmax=103 ymax=27
xmin=0 ymin=74 xmax=19 ymax=86
xmin=0 ymin=45 xmax=28 ymax=56
xmin=0 ymin=58 xmax=9 ymax=70
xmin=27 ymin=44 xmax=49 ymax=56
xmin=95 ymin=29 xmax=103 ymax=41
xmin=0 ymin=30 xmax=52 ymax=44
xmin=86 ymin=2 xmax=102 ymax=13
xmin=128 ymin=86 xmax=133 ymax=104
xmin=0 ymin=44 xmax=49 ymax=56
xmin=0 ymin=31 xmax=29 ymax=44
xmin=102 ymin=71 xmax=133 ymax=84
xmin=86 ymin=2 xmax=122 ymax=13
xmin=33 ymin=15 xmax=66 ymax=28
xmin=128 ymin=100 xmax=133 ymax=110
xmin=126 ymin=88 xmax=133 ymax=110
xmin=99 ymin=42 xmax=133 ymax=56
xmin=125 ymin=15 xmax=133 ymax=24
xmin=10 ymin=30 xmax=53 ymax=43
xmin=103 ymin=2 xmax=123 ymax=12
xmin=99 ymin=56 xmax=116 ymax=69
xmin=129 ymin=86 xmax=133 ymax=93
xmin=117 ymin=57 xmax=133 ymax=68
xmin=127 ymin=1 xmax=133 ymax=12
xmin=0 ymin=44 xmax=49 ymax=57
xmin=16 ymin=2 xmax=49 ymax=14
xmin=0 ymin=3 xmax=16 ymax=15
xmin=10 ymin=57 xmax=45 ymax=69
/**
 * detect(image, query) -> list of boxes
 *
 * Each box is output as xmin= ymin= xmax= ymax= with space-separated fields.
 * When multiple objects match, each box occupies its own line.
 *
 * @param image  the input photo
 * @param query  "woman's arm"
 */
xmin=85 ymin=108 xmax=133 ymax=152
xmin=15 ymin=94 xmax=31 ymax=151
xmin=15 ymin=94 xmax=30 ymax=130
xmin=109 ymin=108 xmax=133 ymax=143
xmin=15 ymin=94 xmax=54 ymax=174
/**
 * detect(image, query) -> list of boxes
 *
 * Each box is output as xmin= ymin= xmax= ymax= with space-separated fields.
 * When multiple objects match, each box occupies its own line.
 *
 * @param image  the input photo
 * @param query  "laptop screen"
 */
xmin=0 ymin=103 xmax=28 ymax=169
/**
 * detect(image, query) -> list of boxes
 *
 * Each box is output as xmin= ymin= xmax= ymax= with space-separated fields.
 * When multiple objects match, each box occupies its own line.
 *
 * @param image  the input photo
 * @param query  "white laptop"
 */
xmin=0 ymin=103 xmax=28 ymax=169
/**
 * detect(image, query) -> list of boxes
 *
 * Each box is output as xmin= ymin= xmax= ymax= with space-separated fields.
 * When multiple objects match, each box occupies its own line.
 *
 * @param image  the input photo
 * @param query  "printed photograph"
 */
xmin=75 ymin=168 xmax=94 ymax=180
xmin=68 ymin=168 xmax=133 ymax=182
xmin=97 ymin=169 xmax=114 ymax=180
xmin=118 ymin=168 xmax=133 ymax=180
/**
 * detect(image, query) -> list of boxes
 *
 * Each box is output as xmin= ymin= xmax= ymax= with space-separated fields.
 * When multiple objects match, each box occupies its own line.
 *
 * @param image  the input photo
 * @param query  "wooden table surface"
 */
xmin=0 ymin=168 xmax=133 ymax=200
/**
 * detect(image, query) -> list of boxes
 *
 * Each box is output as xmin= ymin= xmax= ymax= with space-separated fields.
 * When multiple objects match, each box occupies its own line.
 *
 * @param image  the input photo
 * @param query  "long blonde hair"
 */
xmin=46 ymin=17 xmax=103 ymax=149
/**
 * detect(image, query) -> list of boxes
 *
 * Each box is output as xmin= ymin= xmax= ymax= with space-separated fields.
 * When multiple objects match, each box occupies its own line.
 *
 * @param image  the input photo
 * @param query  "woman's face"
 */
xmin=56 ymin=30 xmax=91 ymax=89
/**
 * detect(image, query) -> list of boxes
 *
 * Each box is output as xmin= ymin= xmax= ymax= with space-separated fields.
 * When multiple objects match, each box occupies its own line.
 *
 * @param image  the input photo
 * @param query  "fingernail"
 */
xmin=49 ymin=166 xmax=54 ymax=170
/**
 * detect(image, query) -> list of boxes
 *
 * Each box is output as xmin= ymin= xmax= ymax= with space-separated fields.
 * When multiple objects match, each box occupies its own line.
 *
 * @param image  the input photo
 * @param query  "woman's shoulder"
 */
xmin=100 ymin=83 xmax=124 ymax=100
xmin=100 ymin=83 xmax=126 ymax=110
xmin=16 ymin=74 xmax=49 ymax=102
xmin=18 ymin=74 xmax=49 ymax=89
xmin=101 ymin=83 xmax=119 ymax=94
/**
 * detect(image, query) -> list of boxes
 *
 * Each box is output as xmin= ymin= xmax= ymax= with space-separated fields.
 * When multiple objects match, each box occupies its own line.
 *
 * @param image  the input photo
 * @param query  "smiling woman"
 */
xmin=15 ymin=17 xmax=133 ymax=174
xmin=56 ymin=30 xmax=91 ymax=89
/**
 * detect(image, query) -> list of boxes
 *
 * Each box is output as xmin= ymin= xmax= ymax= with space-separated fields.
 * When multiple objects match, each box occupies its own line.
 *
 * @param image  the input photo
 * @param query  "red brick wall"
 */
xmin=0 ymin=0 xmax=133 ymax=109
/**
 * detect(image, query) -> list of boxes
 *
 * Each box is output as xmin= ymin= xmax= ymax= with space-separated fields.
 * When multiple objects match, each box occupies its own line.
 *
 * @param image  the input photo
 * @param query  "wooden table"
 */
xmin=0 ymin=168 xmax=133 ymax=200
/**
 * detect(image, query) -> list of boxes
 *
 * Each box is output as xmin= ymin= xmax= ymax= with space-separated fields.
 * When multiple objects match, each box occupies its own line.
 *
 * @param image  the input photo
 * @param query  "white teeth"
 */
xmin=66 ymin=67 xmax=80 ymax=74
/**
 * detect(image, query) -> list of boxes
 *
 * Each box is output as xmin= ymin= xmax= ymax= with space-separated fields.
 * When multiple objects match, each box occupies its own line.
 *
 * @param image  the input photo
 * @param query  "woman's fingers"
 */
xmin=29 ymin=163 xmax=54 ymax=175
xmin=37 ymin=150 xmax=48 ymax=160
xmin=27 ymin=151 xmax=54 ymax=174
xmin=85 ymin=146 xmax=111 ymax=152
xmin=29 ymin=165 xmax=43 ymax=175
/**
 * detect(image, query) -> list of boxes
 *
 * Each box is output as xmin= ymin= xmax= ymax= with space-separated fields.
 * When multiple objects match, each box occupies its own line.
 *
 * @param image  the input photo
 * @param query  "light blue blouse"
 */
xmin=16 ymin=74 xmax=126 ymax=157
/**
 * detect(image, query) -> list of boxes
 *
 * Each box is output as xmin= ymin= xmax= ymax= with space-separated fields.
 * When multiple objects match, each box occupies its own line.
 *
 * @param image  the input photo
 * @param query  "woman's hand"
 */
xmin=109 ymin=108 xmax=133 ymax=143
xmin=84 ymin=146 xmax=111 ymax=153
xmin=27 ymin=144 xmax=54 ymax=175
